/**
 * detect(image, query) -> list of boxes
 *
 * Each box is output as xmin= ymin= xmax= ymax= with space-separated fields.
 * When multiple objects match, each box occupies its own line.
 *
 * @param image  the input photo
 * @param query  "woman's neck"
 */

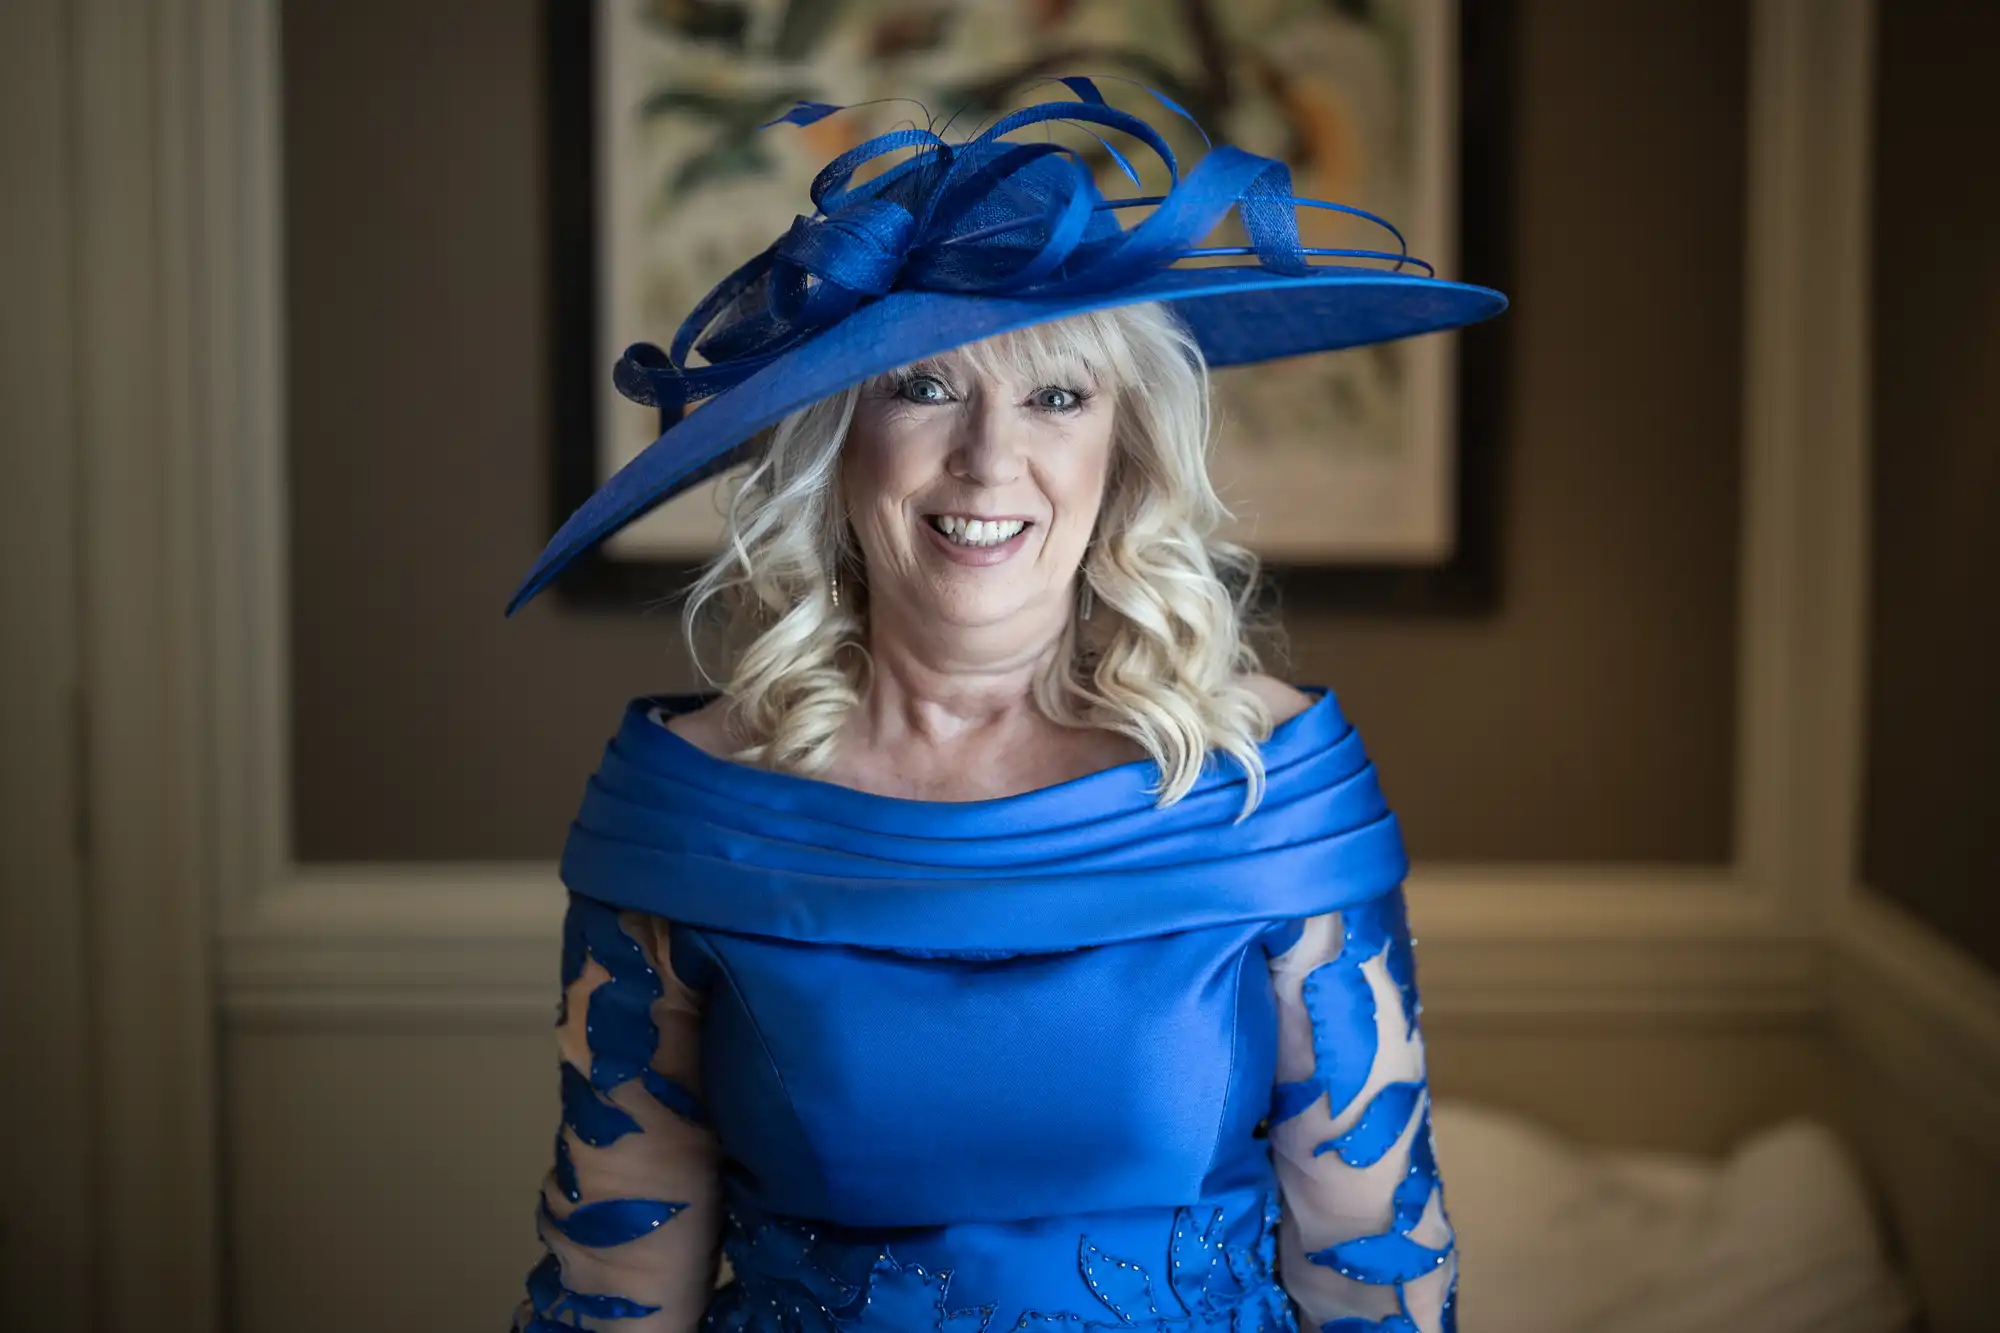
xmin=822 ymin=606 xmax=1131 ymax=802
xmin=856 ymin=617 xmax=1061 ymax=752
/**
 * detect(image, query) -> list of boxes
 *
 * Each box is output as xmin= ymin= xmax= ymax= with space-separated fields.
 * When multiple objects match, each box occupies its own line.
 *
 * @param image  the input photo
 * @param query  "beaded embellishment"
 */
xmin=706 ymin=1194 xmax=1298 ymax=1333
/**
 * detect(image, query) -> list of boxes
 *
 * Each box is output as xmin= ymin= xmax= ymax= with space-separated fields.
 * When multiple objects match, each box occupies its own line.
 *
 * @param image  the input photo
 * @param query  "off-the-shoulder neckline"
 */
xmin=564 ymin=683 xmax=1407 ymax=949
xmin=633 ymin=684 xmax=1340 ymax=813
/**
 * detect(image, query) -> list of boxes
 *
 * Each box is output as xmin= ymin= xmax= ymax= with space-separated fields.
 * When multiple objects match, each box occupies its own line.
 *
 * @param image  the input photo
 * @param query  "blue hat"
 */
xmin=508 ymin=77 xmax=1506 ymax=615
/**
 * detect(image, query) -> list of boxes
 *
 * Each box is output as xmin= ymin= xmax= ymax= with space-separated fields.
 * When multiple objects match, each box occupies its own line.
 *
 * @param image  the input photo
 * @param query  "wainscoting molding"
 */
xmin=1830 ymin=890 xmax=2000 ymax=1167
xmin=216 ymin=865 xmax=1825 ymax=1028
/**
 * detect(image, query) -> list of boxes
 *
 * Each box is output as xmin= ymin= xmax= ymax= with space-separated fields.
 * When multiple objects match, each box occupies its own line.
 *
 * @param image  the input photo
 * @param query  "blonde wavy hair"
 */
xmin=682 ymin=301 xmax=1281 ymax=811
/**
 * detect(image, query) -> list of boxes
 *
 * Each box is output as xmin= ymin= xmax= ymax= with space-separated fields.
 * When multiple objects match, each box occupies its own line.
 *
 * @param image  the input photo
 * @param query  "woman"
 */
xmin=510 ymin=83 xmax=1504 ymax=1333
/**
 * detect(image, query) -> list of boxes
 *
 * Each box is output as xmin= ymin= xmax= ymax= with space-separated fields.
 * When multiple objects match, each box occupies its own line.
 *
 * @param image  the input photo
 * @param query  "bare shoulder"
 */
xmin=1236 ymin=672 xmax=1315 ymax=726
xmin=663 ymin=695 xmax=741 ymax=759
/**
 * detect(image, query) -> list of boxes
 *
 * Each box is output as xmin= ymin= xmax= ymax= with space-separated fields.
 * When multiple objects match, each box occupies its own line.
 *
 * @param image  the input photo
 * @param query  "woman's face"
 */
xmin=841 ymin=344 xmax=1116 ymax=635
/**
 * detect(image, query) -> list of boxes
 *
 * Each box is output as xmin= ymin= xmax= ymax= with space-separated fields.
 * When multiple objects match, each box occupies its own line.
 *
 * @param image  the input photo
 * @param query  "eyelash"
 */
xmin=894 ymin=374 xmax=1092 ymax=413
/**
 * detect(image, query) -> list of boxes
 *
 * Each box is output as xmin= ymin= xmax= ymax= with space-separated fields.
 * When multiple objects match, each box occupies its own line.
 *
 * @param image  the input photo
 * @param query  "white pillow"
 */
xmin=1430 ymin=1101 xmax=1914 ymax=1333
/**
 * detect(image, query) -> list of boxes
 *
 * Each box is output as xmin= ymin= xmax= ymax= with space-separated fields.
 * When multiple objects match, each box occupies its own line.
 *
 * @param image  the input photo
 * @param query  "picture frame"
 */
xmin=544 ymin=0 xmax=1513 ymax=613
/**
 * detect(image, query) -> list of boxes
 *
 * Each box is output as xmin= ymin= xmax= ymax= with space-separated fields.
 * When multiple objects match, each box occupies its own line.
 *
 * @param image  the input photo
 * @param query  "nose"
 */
xmin=945 ymin=394 xmax=1027 ymax=488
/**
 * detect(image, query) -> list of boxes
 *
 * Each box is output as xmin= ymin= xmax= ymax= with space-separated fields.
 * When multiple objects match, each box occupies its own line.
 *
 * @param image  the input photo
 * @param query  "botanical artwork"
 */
xmin=594 ymin=0 xmax=1459 ymax=563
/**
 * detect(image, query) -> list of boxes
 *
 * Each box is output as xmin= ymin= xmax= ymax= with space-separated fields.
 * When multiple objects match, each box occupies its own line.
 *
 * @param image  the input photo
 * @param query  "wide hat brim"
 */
xmin=507 ymin=263 xmax=1505 ymax=614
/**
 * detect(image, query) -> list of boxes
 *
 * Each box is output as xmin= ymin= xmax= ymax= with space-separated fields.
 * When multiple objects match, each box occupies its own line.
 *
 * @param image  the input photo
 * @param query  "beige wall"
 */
xmin=286 ymin=0 xmax=1749 ymax=865
xmin=227 ymin=1028 xmax=554 ymax=1333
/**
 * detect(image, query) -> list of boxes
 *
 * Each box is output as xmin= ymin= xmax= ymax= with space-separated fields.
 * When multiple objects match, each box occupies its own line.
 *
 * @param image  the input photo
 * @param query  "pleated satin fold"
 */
xmin=559 ymin=687 xmax=1409 ymax=950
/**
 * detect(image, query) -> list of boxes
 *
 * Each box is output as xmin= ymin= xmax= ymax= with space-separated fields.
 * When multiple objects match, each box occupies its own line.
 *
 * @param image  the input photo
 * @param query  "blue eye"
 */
xmin=899 ymin=374 xmax=950 ymax=404
xmin=1033 ymin=386 xmax=1083 ymax=412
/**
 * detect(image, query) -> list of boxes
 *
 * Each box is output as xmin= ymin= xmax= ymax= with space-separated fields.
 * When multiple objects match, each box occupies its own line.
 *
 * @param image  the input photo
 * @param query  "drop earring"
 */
xmin=829 ymin=565 xmax=842 ymax=608
xmin=1077 ymin=579 xmax=1094 ymax=621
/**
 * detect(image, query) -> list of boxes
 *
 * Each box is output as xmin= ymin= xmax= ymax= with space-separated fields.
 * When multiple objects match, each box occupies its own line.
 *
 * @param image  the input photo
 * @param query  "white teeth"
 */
xmin=931 ymin=516 xmax=1025 ymax=547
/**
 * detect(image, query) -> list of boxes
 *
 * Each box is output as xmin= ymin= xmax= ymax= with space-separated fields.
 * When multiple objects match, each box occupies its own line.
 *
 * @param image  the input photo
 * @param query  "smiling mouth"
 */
xmin=926 ymin=515 xmax=1031 ymax=548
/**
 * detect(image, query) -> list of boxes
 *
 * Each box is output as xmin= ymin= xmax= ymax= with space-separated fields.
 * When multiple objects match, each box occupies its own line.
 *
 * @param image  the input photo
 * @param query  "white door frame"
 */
xmin=13 ymin=0 xmax=233 ymax=1324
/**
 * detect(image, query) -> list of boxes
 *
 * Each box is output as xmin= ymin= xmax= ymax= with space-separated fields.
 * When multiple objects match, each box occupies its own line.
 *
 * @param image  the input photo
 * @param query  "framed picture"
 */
xmin=546 ymin=0 xmax=1513 ymax=611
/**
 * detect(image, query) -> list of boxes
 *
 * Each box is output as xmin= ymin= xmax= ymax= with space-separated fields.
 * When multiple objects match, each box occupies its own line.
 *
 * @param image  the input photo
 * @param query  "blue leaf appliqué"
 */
xmin=1317 ymin=1232 xmax=1452 ymax=1286
xmin=641 ymin=1066 xmax=710 ymax=1125
xmin=524 ymin=1251 xmax=663 ymax=1324
xmin=1301 ymin=949 xmax=1379 ymax=1119
xmin=539 ymin=1194 xmax=684 ymax=1249
xmin=551 ymin=1128 xmax=580 ymax=1203
xmin=1167 ymin=1206 xmax=1224 ymax=1315
xmin=1079 ymin=1239 xmax=1164 ymax=1323
xmin=1321 ymin=1317 xmax=1418 ymax=1333
xmin=1316 ymin=1082 xmax=1424 ymax=1168
xmin=865 ymin=1251 xmax=993 ymax=1333
xmin=1270 ymin=1079 xmax=1320 ymax=1127
xmin=1348 ymin=894 xmax=1420 ymax=1041
xmin=561 ymin=1060 xmax=642 ymax=1148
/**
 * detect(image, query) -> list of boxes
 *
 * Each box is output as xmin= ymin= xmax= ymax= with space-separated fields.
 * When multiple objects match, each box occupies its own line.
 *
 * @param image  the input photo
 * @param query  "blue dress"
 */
xmin=513 ymin=690 xmax=1458 ymax=1333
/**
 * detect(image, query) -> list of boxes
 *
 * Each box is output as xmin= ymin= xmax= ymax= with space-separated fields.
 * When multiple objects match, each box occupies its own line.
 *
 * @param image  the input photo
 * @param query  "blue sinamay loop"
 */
xmin=618 ymin=77 xmax=1432 ymax=422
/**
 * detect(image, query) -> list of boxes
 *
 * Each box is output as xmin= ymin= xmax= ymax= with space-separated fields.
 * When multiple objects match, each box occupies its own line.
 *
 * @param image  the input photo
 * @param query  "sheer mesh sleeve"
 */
xmin=511 ymin=892 xmax=723 ymax=1332
xmin=1267 ymin=889 xmax=1458 ymax=1333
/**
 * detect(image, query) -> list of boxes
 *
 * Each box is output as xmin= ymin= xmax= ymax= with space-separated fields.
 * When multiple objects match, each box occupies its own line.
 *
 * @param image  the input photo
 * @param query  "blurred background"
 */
xmin=3 ymin=1 xmax=1996 ymax=1331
